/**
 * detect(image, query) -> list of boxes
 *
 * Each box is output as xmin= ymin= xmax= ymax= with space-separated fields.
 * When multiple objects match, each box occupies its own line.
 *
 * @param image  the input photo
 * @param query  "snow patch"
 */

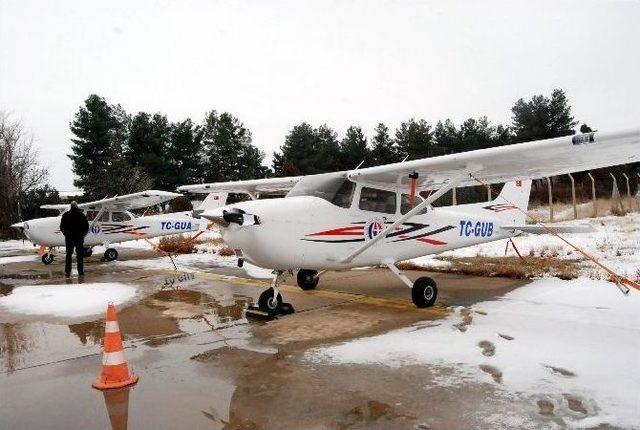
xmin=309 ymin=278 xmax=640 ymax=429
xmin=0 ymin=255 xmax=38 ymax=264
xmin=0 ymin=283 xmax=137 ymax=320
xmin=242 ymin=262 xmax=273 ymax=279
xmin=408 ymin=212 xmax=640 ymax=279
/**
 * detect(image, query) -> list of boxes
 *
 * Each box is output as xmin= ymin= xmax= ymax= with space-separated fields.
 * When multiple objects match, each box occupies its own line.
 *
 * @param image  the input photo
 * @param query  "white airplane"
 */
xmin=11 ymin=190 xmax=226 ymax=264
xmin=178 ymin=129 xmax=640 ymax=314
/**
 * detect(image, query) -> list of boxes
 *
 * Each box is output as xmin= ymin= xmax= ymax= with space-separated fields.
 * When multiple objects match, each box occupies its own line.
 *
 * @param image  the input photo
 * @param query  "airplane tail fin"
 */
xmin=450 ymin=179 xmax=532 ymax=225
xmin=195 ymin=192 xmax=229 ymax=211
xmin=486 ymin=179 xmax=532 ymax=225
xmin=192 ymin=192 xmax=228 ymax=218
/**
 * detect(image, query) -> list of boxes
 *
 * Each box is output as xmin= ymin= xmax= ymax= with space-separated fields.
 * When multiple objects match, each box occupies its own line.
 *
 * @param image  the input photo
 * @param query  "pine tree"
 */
xmin=69 ymin=95 xmax=129 ymax=199
xmin=126 ymin=112 xmax=171 ymax=188
xmin=273 ymin=123 xmax=317 ymax=176
xmin=369 ymin=123 xmax=398 ymax=166
xmin=202 ymin=111 xmax=267 ymax=181
xmin=165 ymin=119 xmax=203 ymax=190
xmin=433 ymin=119 xmax=458 ymax=154
xmin=339 ymin=125 xmax=369 ymax=169
xmin=580 ymin=123 xmax=594 ymax=133
xmin=315 ymin=124 xmax=341 ymax=172
xmin=395 ymin=118 xmax=439 ymax=160
xmin=511 ymin=89 xmax=578 ymax=142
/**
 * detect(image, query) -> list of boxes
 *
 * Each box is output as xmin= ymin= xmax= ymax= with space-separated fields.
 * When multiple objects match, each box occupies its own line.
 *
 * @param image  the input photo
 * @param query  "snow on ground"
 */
xmin=0 ymin=283 xmax=137 ymax=320
xmin=308 ymin=277 xmax=640 ymax=429
xmin=410 ymin=212 xmax=640 ymax=280
xmin=116 ymin=251 xmax=273 ymax=280
xmin=0 ymin=255 xmax=38 ymax=264
xmin=0 ymin=240 xmax=35 ymax=255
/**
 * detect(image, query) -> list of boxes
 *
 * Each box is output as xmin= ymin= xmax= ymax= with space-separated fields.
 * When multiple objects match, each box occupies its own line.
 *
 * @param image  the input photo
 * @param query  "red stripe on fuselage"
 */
xmin=416 ymin=237 xmax=447 ymax=245
xmin=308 ymin=226 xmax=364 ymax=236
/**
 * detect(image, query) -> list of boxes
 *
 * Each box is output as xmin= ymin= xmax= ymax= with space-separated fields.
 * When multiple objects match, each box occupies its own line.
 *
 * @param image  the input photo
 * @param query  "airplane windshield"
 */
xmin=287 ymin=172 xmax=352 ymax=206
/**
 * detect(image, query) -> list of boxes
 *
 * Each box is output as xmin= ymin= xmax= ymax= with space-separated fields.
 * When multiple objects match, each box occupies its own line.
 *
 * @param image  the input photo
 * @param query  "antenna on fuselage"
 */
xmin=354 ymin=160 xmax=365 ymax=170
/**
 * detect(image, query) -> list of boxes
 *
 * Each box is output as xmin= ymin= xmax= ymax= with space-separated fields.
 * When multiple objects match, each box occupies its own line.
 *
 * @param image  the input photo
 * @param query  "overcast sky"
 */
xmin=1 ymin=0 xmax=638 ymax=191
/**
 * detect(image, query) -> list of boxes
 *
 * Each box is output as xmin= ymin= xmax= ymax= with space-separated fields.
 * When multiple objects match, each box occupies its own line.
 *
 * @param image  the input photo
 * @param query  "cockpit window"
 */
xmin=331 ymin=180 xmax=355 ymax=208
xmin=86 ymin=210 xmax=109 ymax=221
xmin=287 ymin=172 xmax=351 ymax=205
xmin=400 ymin=194 xmax=429 ymax=215
xmin=359 ymin=187 xmax=397 ymax=214
xmin=112 ymin=212 xmax=132 ymax=222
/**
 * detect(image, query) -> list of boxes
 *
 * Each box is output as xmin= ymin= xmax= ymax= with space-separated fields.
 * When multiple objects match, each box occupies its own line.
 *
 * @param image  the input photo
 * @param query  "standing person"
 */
xmin=59 ymin=201 xmax=89 ymax=277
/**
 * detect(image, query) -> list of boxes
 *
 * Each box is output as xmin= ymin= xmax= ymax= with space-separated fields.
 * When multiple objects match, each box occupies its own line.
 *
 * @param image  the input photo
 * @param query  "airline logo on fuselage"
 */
xmin=365 ymin=219 xmax=385 ymax=240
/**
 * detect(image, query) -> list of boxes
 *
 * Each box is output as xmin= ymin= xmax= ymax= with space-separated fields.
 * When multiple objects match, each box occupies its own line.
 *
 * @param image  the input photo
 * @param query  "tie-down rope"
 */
xmin=128 ymin=222 xmax=216 ymax=271
xmin=470 ymin=173 xmax=640 ymax=293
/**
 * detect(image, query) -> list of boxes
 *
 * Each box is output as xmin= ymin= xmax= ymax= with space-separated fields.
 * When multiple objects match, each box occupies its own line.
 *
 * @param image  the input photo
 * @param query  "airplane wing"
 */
xmin=41 ymin=190 xmax=183 ymax=211
xmin=177 ymin=176 xmax=302 ymax=196
xmin=348 ymin=129 xmax=640 ymax=190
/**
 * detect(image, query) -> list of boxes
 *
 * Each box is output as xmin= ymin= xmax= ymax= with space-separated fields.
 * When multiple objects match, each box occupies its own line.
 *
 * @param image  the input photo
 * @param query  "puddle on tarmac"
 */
xmin=0 ymin=281 xmax=253 ymax=374
xmin=0 ymin=271 xmax=53 ymax=281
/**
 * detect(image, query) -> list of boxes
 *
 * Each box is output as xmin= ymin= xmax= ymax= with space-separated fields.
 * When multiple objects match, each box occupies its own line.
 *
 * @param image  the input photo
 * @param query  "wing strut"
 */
xmin=341 ymin=171 xmax=469 ymax=264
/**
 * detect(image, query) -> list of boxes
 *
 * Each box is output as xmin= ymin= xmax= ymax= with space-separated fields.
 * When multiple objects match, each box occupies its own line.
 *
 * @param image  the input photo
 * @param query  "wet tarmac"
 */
xmin=0 ymin=247 xmax=556 ymax=429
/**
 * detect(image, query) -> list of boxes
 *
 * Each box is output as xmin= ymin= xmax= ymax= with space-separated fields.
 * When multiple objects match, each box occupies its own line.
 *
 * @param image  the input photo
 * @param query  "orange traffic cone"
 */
xmin=92 ymin=302 xmax=139 ymax=390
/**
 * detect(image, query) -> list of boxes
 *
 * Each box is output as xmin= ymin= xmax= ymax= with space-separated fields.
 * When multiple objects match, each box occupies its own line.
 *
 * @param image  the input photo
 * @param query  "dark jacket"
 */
xmin=60 ymin=207 xmax=89 ymax=241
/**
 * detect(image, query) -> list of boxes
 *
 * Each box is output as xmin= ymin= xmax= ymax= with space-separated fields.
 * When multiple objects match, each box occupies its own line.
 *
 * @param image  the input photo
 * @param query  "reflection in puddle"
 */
xmin=0 ymin=322 xmax=35 ymax=373
xmin=0 ymin=271 xmax=53 ymax=281
xmin=101 ymin=387 xmax=133 ymax=430
xmin=1 ymin=279 xmax=253 ymax=373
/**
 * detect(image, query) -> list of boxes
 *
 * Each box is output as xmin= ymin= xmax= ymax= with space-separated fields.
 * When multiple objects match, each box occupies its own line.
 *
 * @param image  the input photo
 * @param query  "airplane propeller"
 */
xmin=222 ymin=209 xmax=260 ymax=226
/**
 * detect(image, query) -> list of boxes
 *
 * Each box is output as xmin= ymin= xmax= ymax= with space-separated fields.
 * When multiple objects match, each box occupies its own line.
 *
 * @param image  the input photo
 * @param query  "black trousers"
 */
xmin=65 ymin=238 xmax=84 ymax=275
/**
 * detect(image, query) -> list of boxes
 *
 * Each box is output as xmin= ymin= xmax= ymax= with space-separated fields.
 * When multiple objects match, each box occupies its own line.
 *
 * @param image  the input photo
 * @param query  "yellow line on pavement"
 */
xmin=160 ymin=268 xmax=450 ymax=315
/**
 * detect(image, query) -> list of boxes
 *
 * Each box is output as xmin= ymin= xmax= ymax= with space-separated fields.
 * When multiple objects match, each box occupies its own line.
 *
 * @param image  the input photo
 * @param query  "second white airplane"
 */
xmin=12 ymin=190 xmax=226 ymax=264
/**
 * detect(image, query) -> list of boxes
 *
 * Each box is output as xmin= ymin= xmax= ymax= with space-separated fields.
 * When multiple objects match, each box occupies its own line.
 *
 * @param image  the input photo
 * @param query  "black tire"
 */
xmin=104 ymin=248 xmax=118 ymax=262
xmin=41 ymin=253 xmax=54 ymax=265
xmin=83 ymin=247 xmax=93 ymax=258
xmin=411 ymin=277 xmax=438 ymax=308
xmin=258 ymin=288 xmax=283 ymax=316
xmin=297 ymin=269 xmax=319 ymax=290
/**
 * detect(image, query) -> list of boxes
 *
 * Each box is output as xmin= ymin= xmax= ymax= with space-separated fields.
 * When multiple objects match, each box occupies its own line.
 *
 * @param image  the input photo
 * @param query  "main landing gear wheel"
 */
xmin=297 ymin=269 xmax=319 ymax=290
xmin=258 ymin=287 xmax=283 ymax=316
xmin=103 ymin=248 xmax=118 ymax=262
xmin=83 ymin=247 xmax=93 ymax=258
xmin=411 ymin=277 xmax=438 ymax=308
xmin=41 ymin=253 xmax=54 ymax=265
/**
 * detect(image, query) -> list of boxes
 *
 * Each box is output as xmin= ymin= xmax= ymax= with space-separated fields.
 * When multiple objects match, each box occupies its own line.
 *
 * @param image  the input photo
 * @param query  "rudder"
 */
xmin=488 ymin=179 xmax=532 ymax=225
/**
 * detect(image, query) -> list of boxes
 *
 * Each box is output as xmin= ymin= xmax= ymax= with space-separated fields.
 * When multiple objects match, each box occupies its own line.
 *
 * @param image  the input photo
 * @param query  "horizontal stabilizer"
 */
xmin=500 ymin=224 xmax=595 ymax=234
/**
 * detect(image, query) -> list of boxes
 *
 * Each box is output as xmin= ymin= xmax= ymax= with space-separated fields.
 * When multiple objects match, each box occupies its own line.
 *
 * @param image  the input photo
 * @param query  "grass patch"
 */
xmin=527 ymin=197 xmax=637 ymax=222
xmin=218 ymin=245 xmax=235 ymax=256
xmin=194 ymin=236 xmax=225 ymax=247
xmin=398 ymin=256 xmax=580 ymax=280
xmin=158 ymin=234 xmax=196 ymax=254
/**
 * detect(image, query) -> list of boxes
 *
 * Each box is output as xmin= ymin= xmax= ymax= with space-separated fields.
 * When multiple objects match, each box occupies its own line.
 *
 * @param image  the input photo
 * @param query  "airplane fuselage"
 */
xmin=219 ymin=196 xmax=519 ymax=270
xmin=20 ymin=212 xmax=202 ymax=248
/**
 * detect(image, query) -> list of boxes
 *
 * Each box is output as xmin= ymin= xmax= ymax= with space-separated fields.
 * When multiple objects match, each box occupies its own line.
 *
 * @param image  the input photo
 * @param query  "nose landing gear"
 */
xmin=258 ymin=288 xmax=283 ymax=316
xmin=103 ymin=248 xmax=118 ymax=262
xmin=254 ymin=271 xmax=294 ymax=317
xmin=42 ymin=252 xmax=55 ymax=265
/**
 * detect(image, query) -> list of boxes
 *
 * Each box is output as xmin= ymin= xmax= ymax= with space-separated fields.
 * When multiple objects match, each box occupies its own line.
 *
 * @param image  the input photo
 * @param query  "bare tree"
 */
xmin=0 ymin=112 xmax=48 ymax=238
